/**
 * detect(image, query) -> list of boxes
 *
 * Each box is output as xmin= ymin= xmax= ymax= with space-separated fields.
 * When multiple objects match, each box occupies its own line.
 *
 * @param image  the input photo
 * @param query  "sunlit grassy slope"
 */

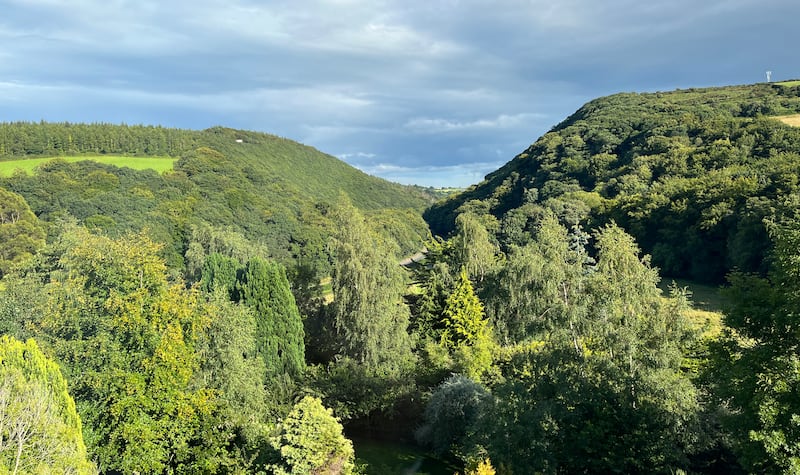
xmin=0 ymin=155 xmax=176 ymax=177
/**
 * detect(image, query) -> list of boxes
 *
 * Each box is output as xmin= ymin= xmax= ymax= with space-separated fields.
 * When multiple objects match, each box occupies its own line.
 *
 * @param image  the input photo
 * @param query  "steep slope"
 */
xmin=0 ymin=123 xmax=433 ymax=272
xmin=425 ymin=82 xmax=800 ymax=283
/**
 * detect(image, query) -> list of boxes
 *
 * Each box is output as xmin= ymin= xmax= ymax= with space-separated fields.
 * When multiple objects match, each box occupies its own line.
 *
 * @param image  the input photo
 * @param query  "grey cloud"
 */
xmin=1 ymin=0 xmax=798 ymax=186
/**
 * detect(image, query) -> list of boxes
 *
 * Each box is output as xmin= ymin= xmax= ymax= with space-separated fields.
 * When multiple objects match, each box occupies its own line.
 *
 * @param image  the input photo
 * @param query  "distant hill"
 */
xmin=425 ymin=82 xmax=800 ymax=283
xmin=0 ymin=122 xmax=433 ymax=273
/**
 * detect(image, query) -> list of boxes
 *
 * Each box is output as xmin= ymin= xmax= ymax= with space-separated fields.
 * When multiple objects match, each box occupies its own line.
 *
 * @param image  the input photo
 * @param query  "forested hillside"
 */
xmin=0 ymin=122 xmax=433 ymax=275
xmin=426 ymin=82 xmax=800 ymax=282
xmin=2 ymin=87 xmax=800 ymax=474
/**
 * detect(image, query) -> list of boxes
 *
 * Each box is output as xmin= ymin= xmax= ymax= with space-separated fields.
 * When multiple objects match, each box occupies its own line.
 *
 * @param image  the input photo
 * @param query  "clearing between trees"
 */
xmin=0 ymin=155 xmax=177 ymax=176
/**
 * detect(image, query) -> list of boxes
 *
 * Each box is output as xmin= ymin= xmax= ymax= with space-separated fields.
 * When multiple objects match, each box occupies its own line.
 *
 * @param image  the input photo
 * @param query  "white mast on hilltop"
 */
xmin=766 ymin=70 xmax=773 ymax=82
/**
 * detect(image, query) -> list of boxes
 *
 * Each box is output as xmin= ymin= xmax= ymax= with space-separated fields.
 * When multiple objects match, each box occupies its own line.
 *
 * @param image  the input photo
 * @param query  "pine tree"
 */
xmin=441 ymin=269 xmax=494 ymax=380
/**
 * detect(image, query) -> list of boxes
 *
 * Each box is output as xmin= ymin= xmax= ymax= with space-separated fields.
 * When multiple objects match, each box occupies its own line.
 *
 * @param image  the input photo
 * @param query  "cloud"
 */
xmin=337 ymin=152 xmax=377 ymax=161
xmin=404 ymin=113 xmax=545 ymax=134
xmin=1 ymin=0 xmax=799 ymax=188
xmin=357 ymin=161 xmax=507 ymax=188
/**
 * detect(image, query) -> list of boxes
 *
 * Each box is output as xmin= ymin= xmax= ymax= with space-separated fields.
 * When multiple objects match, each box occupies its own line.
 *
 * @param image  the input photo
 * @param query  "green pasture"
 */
xmin=659 ymin=278 xmax=726 ymax=338
xmin=353 ymin=438 xmax=459 ymax=475
xmin=0 ymin=155 xmax=177 ymax=177
xmin=776 ymin=80 xmax=800 ymax=87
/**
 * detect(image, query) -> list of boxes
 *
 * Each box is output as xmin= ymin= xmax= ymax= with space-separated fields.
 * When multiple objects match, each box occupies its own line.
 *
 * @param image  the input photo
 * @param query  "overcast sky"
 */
xmin=1 ymin=1 xmax=798 ymax=187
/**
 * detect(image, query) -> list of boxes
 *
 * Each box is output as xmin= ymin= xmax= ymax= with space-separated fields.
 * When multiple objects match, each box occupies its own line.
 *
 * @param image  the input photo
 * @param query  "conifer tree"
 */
xmin=236 ymin=257 xmax=306 ymax=380
xmin=441 ymin=269 xmax=494 ymax=380
xmin=270 ymin=396 xmax=355 ymax=475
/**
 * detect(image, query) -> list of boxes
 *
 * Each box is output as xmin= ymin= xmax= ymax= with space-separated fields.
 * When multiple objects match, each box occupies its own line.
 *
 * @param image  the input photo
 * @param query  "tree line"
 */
xmin=2 ymin=181 xmax=798 ymax=472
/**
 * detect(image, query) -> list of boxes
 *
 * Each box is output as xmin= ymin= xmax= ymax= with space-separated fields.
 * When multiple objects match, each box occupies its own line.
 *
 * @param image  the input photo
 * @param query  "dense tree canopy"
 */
xmin=0 ymin=84 xmax=797 ymax=473
xmin=0 ymin=187 xmax=45 ymax=277
xmin=710 ymin=214 xmax=800 ymax=473
xmin=0 ymin=335 xmax=94 ymax=474
xmin=426 ymin=83 xmax=800 ymax=283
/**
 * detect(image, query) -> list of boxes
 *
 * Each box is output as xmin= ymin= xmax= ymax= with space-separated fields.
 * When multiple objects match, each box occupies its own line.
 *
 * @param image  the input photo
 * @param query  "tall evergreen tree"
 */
xmin=236 ymin=257 xmax=306 ymax=380
xmin=199 ymin=252 xmax=241 ymax=296
xmin=441 ymin=269 xmax=494 ymax=380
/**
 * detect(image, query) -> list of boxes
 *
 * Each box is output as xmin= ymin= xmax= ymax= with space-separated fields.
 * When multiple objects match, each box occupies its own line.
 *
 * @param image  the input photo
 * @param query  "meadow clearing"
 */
xmin=0 ymin=155 xmax=177 ymax=177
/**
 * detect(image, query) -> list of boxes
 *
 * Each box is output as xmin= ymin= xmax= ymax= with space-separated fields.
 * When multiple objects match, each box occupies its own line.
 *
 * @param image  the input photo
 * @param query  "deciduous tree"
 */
xmin=0 ymin=335 xmax=93 ymax=474
xmin=329 ymin=195 xmax=413 ymax=375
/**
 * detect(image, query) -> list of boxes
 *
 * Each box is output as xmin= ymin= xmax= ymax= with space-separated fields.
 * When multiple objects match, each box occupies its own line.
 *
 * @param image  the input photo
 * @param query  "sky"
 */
xmin=1 ymin=1 xmax=798 ymax=187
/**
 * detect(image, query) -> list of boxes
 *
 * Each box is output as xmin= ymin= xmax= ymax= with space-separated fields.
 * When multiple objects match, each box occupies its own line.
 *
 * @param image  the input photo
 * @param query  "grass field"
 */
xmin=659 ymin=278 xmax=727 ymax=338
xmin=659 ymin=278 xmax=726 ymax=312
xmin=0 ymin=155 xmax=177 ymax=177
xmin=775 ymin=114 xmax=800 ymax=127
xmin=353 ymin=438 xmax=459 ymax=475
xmin=776 ymin=80 xmax=800 ymax=87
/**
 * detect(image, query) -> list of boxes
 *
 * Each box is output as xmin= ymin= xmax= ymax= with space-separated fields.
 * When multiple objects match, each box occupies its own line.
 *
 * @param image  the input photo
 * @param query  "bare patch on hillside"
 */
xmin=775 ymin=114 xmax=800 ymax=127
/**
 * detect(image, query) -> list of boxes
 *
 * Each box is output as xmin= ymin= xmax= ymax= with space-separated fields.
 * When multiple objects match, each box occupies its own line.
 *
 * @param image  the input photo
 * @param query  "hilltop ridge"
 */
xmin=0 ymin=122 xmax=433 ymax=273
xmin=425 ymin=82 xmax=800 ymax=282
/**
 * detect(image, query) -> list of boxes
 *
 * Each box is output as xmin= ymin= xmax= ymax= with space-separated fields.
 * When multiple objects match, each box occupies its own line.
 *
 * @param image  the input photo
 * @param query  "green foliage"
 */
xmin=200 ymin=252 xmax=242 ymax=295
xmin=425 ymin=83 xmax=800 ymax=283
xmin=185 ymin=223 xmax=269 ymax=285
xmin=451 ymin=212 xmax=499 ymax=283
xmin=309 ymin=357 xmax=417 ymax=423
xmin=465 ymin=224 xmax=700 ymax=474
xmin=329 ymin=195 xmax=414 ymax=375
xmin=484 ymin=212 xmax=589 ymax=344
xmin=35 ymin=227 xmax=231 ymax=473
xmin=416 ymin=375 xmax=490 ymax=458
xmin=270 ymin=396 xmax=356 ymax=475
xmin=0 ymin=336 xmax=94 ymax=474
xmin=0 ymin=274 xmax=47 ymax=341
xmin=196 ymin=290 xmax=269 ymax=440
xmin=0 ymin=187 xmax=45 ymax=277
xmin=440 ymin=269 xmax=494 ymax=381
xmin=709 ymin=215 xmax=800 ymax=473
xmin=0 ymin=122 xmax=432 ymax=288
xmin=236 ymin=257 xmax=306 ymax=381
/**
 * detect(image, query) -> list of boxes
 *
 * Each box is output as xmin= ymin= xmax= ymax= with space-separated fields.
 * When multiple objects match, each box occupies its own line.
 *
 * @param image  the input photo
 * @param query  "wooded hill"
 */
xmin=0 ymin=122 xmax=433 ymax=276
xmin=3 ymin=85 xmax=800 ymax=473
xmin=425 ymin=82 xmax=800 ymax=283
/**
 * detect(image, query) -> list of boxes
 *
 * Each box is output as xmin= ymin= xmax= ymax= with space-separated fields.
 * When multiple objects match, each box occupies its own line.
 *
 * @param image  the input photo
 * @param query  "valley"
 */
xmin=2 ymin=81 xmax=800 ymax=474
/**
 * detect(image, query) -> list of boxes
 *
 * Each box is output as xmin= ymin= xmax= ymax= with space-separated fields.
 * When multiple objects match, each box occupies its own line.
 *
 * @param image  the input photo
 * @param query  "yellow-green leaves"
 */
xmin=270 ymin=396 xmax=355 ymax=475
xmin=0 ymin=336 xmax=94 ymax=474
